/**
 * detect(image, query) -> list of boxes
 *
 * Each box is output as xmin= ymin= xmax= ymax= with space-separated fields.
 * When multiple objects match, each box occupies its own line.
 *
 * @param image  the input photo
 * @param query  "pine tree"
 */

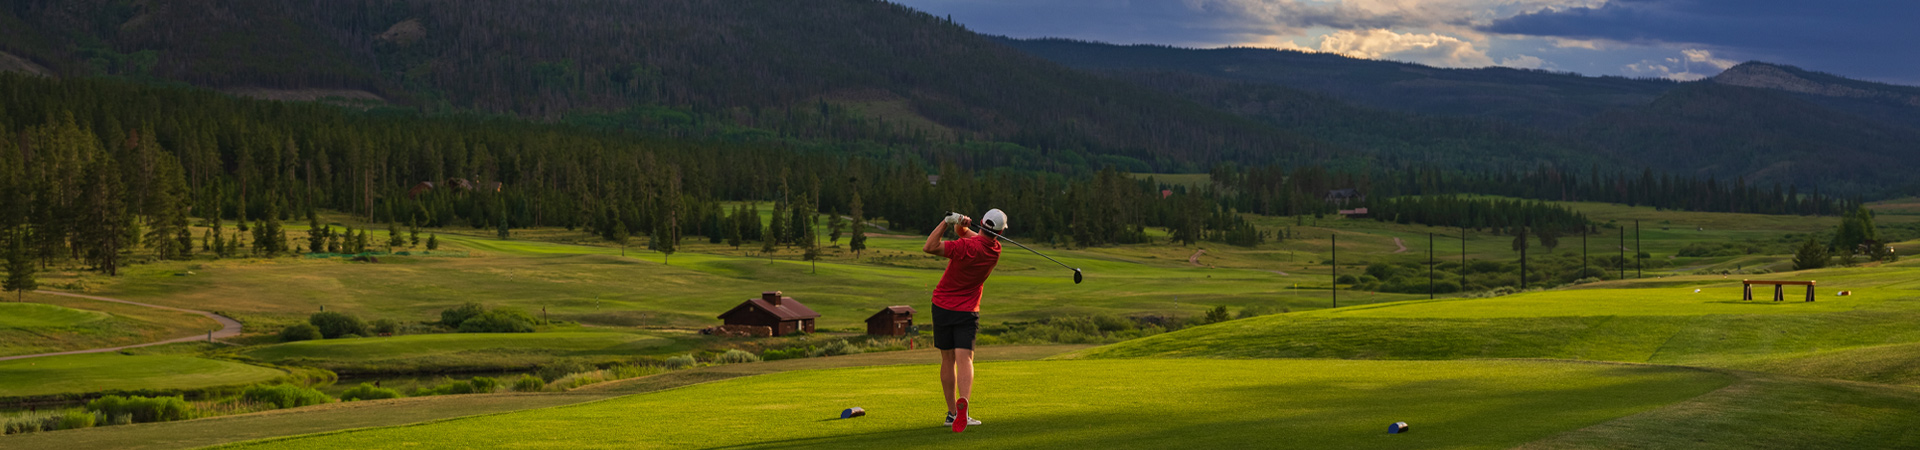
xmin=427 ymin=234 xmax=440 ymax=250
xmin=307 ymin=211 xmax=326 ymax=253
xmin=387 ymin=221 xmax=405 ymax=251
xmin=827 ymin=212 xmax=844 ymax=246
xmin=769 ymin=199 xmax=789 ymax=246
xmin=5 ymin=230 xmax=37 ymax=301
xmin=77 ymin=158 xmax=130 ymax=275
xmin=408 ymin=219 xmax=421 ymax=248
xmin=261 ymin=202 xmax=286 ymax=254
xmin=611 ymin=219 xmax=629 ymax=256
xmin=726 ymin=206 xmax=743 ymax=249
xmin=848 ymin=191 xmax=868 ymax=256
xmin=1793 ymin=237 xmax=1831 ymax=270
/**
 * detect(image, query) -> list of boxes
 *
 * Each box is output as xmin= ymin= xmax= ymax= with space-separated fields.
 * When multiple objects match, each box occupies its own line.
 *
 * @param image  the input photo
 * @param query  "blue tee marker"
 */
xmin=1389 ymin=422 xmax=1411 ymax=434
xmin=841 ymin=407 xmax=866 ymax=419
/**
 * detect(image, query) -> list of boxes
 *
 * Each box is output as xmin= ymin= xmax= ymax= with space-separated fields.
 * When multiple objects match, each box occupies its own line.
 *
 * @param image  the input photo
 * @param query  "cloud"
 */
xmin=1313 ymin=28 xmax=1494 ymax=67
xmin=1620 ymin=49 xmax=1729 ymax=81
xmin=1499 ymin=54 xmax=1548 ymax=69
xmin=1482 ymin=0 xmax=1920 ymax=83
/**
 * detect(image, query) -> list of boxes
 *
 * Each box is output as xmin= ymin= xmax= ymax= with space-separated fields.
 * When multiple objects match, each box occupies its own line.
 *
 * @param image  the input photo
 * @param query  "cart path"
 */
xmin=1392 ymin=237 xmax=1409 ymax=253
xmin=0 ymin=291 xmax=243 ymax=362
xmin=1189 ymin=249 xmax=1206 ymax=266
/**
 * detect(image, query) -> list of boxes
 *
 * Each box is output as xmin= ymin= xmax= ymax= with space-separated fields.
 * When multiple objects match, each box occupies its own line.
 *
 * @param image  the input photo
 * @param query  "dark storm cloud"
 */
xmin=1483 ymin=0 xmax=1920 ymax=83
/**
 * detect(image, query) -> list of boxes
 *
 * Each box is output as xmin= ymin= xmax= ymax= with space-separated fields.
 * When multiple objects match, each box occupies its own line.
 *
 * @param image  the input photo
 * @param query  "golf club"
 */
xmin=950 ymin=212 xmax=1083 ymax=284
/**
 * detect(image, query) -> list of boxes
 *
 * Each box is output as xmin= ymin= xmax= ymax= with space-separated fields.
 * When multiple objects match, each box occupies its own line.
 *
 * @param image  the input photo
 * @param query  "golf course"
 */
xmin=2 ymin=197 xmax=1918 ymax=449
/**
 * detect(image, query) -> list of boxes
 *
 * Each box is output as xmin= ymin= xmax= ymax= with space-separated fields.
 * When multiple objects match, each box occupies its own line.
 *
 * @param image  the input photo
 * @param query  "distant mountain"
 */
xmin=0 ymin=0 xmax=1329 ymax=171
xmin=998 ymin=38 xmax=1681 ymax=129
xmin=1000 ymin=38 xmax=1920 ymax=192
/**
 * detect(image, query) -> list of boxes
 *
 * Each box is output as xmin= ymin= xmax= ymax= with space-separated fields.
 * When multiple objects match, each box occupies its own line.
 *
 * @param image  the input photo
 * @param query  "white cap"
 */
xmin=981 ymin=209 xmax=1008 ymax=232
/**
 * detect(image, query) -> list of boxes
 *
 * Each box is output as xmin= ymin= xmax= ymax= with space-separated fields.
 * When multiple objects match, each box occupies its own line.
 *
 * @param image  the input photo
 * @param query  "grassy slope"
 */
xmin=0 ymin=353 xmax=284 ymax=398
xmin=1519 ymin=374 xmax=1920 ymax=449
xmin=237 ymin=330 xmax=699 ymax=374
xmin=12 ymin=346 xmax=1086 ymax=450
xmin=211 ymin=359 xmax=1732 ymax=450
xmin=1077 ymin=264 xmax=1920 ymax=382
xmin=0 ymin=292 xmax=221 ymax=357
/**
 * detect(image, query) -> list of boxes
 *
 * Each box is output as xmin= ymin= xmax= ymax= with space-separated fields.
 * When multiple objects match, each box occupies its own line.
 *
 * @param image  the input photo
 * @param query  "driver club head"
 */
xmin=1073 ymin=269 xmax=1083 ymax=284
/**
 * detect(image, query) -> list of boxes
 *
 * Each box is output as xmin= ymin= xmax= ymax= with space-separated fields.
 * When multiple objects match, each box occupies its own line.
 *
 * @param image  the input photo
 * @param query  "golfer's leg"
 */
xmin=941 ymin=350 xmax=957 ymax=413
xmin=955 ymin=348 xmax=974 ymax=402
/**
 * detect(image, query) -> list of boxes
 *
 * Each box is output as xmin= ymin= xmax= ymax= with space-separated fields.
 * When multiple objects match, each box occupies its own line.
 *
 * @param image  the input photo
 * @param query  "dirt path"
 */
xmin=0 ymin=291 xmax=243 ymax=362
xmin=1189 ymin=249 xmax=1206 ymax=266
xmin=1268 ymin=270 xmax=1291 ymax=276
xmin=1392 ymin=237 xmax=1409 ymax=253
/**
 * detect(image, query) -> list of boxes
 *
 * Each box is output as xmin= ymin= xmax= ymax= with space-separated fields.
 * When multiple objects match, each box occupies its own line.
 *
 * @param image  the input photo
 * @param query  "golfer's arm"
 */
xmin=923 ymin=222 xmax=948 ymax=256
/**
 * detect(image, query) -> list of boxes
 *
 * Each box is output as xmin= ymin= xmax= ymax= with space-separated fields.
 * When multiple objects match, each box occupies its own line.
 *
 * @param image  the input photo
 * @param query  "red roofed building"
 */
xmin=717 ymin=291 xmax=819 ymax=336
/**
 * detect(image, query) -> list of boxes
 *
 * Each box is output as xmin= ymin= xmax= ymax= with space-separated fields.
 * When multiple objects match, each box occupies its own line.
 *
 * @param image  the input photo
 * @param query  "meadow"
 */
xmin=0 ymin=292 xmax=220 ymax=357
xmin=0 ymin=353 xmax=285 ymax=399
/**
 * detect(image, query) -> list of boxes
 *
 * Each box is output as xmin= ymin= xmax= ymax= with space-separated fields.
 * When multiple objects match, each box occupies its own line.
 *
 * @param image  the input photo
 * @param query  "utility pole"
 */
xmin=1331 ymin=233 xmax=1338 ymax=308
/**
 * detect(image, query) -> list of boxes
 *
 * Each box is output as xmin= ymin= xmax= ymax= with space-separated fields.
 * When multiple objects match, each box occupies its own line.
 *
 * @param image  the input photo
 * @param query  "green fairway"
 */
xmin=215 ymin=359 xmax=1731 ymax=450
xmin=0 ymin=353 xmax=285 ymax=398
xmin=0 ymin=292 xmax=224 ymax=357
xmin=0 ymin=302 xmax=109 ymax=327
xmin=239 ymin=330 xmax=697 ymax=374
xmin=1078 ymin=264 xmax=1920 ymax=372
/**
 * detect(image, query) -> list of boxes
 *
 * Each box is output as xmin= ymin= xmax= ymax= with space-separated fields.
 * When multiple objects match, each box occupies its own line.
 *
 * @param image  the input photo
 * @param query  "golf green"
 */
xmin=214 ymin=359 xmax=1732 ymax=449
xmin=0 ymin=302 xmax=111 ymax=328
xmin=0 ymin=353 xmax=285 ymax=398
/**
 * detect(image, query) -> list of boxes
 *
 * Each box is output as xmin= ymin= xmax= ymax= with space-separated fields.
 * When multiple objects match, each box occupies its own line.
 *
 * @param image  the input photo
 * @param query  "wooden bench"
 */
xmin=1743 ymin=280 xmax=1816 ymax=302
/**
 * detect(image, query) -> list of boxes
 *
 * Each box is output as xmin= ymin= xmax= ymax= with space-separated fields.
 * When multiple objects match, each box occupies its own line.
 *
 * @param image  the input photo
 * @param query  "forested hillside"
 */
xmin=1002 ymin=38 xmax=1920 ymax=194
xmin=0 ymin=0 xmax=1336 ymax=171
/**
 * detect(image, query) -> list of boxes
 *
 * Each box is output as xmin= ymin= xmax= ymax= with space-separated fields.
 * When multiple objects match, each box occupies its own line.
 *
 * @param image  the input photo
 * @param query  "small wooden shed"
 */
xmin=865 ymin=306 xmax=916 ymax=336
xmin=717 ymin=291 xmax=819 ymax=336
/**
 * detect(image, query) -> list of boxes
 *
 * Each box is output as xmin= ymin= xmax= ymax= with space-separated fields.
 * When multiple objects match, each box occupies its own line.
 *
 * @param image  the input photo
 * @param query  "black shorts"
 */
xmin=932 ymin=305 xmax=979 ymax=351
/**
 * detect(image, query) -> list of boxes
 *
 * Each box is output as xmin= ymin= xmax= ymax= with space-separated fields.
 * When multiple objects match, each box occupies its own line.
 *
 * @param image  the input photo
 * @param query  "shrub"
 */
xmin=1203 ymin=306 xmax=1232 ymax=324
xmin=665 ymin=354 xmax=698 ymax=368
xmin=279 ymin=323 xmax=322 ymax=342
xmin=762 ymin=347 xmax=809 ymax=361
xmin=536 ymin=359 xmax=593 ymax=382
xmin=86 ymin=395 xmax=193 ymax=423
xmin=370 ymin=318 xmax=400 ymax=335
xmin=511 ymin=374 xmax=547 ymax=392
xmin=309 ymin=311 xmax=369 ymax=338
xmin=468 ymin=376 xmax=499 ymax=393
xmin=241 ymin=384 xmax=334 ymax=409
xmin=714 ymin=349 xmax=762 ymax=364
xmin=338 ymin=383 xmax=403 ymax=401
xmin=439 ymin=302 xmax=488 ymax=327
xmin=1236 ymin=304 xmax=1283 ymax=319
xmin=457 ymin=309 xmax=537 ymax=333
xmin=2 ymin=411 xmax=64 ymax=435
xmin=59 ymin=410 xmax=95 ymax=430
xmin=1335 ymin=274 xmax=1358 ymax=284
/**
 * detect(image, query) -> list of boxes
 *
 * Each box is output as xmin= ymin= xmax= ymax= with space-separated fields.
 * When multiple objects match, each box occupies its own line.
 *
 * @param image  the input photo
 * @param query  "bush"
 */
xmin=59 ymin=410 xmax=96 ymax=430
xmin=1236 ymin=304 xmax=1284 ymax=319
xmin=309 ymin=311 xmax=369 ymax=338
xmin=536 ymin=359 xmax=593 ymax=382
xmin=370 ymin=318 xmax=400 ymax=335
xmin=86 ymin=395 xmax=193 ymax=423
xmin=338 ymin=383 xmax=403 ymax=401
xmin=761 ymin=347 xmax=809 ymax=361
xmin=2 ymin=411 xmax=66 ymax=435
xmin=714 ymin=349 xmax=762 ymax=364
xmin=440 ymin=302 xmax=488 ymax=328
xmin=1335 ymin=274 xmax=1358 ymax=284
xmin=1203 ymin=306 xmax=1232 ymax=324
xmin=457 ymin=309 xmax=537 ymax=333
xmin=665 ymin=354 xmax=698 ymax=368
xmin=241 ymin=384 xmax=334 ymax=409
xmin=511 ymin=374 xmax=547 ymax=392
xmin=468 ymin=376 xmax=499 ymax=393
xmin=279 ymin=323 xmax=322 ymax=342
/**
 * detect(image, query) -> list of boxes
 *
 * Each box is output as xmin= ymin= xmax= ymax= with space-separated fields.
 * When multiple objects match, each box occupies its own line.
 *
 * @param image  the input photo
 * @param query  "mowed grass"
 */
xmin=213 ymin=359 xmax=1732 ymax=450
xmin=238 ymin=330 xmax=698 ymax=374
xmin=1080 ymin=264 xmax=1920 ymax=380
xmin=0 ymin=353 xmax=284 ymax=398
xmin=0 ymin=302 xmax=109 ymax=327
xmin=0 ymin=292 xmax=221 ymax=357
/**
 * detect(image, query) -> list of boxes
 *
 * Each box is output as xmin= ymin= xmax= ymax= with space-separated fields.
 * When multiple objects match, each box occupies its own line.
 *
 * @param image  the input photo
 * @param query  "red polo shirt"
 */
xmin=932 ymin=234 xmax=1001 ymax=312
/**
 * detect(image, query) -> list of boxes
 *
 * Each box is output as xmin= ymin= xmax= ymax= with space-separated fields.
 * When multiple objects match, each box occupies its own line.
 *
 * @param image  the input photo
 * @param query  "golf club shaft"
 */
xmin=982 ymin=228 xmax=1076 ymax=271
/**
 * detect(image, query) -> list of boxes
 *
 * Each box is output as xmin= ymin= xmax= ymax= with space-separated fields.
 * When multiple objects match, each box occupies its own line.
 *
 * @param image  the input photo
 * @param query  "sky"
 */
xmin=892 ymin=0 xmax=1920 ymax=85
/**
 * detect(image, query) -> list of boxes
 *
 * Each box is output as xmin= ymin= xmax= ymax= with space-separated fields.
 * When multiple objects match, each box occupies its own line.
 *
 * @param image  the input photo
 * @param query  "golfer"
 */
xmin=923 ymin=209 xmax=1005 ymax=432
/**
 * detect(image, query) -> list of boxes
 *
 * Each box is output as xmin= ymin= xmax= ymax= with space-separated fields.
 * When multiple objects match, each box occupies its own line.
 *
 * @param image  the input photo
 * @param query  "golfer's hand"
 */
xmin=945 ymin=213 xmax=970 ymax=226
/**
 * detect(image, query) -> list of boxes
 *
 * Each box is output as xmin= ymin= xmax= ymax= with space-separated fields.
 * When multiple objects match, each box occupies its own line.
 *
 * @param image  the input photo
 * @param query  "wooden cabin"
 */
xmin=865 ymin=306 xmax=916 ymax=336
xmin=717 ymin=291 xmax=819 ymax=336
